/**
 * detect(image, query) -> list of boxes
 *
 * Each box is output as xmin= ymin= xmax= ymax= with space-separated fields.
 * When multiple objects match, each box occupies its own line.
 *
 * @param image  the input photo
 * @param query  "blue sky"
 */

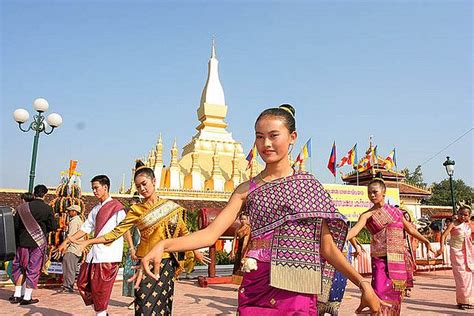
xmin=1 ymin=0 xmax=472 ymax=191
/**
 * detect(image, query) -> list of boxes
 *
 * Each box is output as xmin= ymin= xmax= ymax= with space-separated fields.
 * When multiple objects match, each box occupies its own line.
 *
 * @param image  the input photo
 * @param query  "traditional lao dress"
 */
xmin=366 ymin=204 xmax=407 ymax=315
xmin=238 ymin=172 xmax=348 ymax=315
xmin=449 ymin=222 xmax=474 ymax=305
xmin=102 ymin=199 xmax=194 ymax=316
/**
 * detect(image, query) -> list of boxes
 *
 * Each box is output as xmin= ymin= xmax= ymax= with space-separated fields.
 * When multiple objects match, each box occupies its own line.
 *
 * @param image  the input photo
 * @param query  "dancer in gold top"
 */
xmin=76 ymin=160 xmax=210 ymax=315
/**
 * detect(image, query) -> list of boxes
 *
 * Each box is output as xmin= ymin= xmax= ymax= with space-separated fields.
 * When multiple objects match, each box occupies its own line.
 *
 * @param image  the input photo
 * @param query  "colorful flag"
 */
xmin=327 ymin=141 xmax=337 ymax=176
xmin=68 ymin=160 xmax=78 ymax=177
xmin=383 ymin=148 xmax=397 ymax=170
xmin=371 ymin=145 xmax=378 ymax=167
xmin=301 ymin=138 xmax=312 ymax=159
xmin=292 ymin=138 xmax=312 ymax=167
xmin=246 ymin=144 xmax=257 ymax=169
xmin=294 ymin=152 xmax=303 ymax=165
xmin=337 ymin=143 xmax=357 ymax=168
xmin=357 ymin=145 xmax=376 ymax=172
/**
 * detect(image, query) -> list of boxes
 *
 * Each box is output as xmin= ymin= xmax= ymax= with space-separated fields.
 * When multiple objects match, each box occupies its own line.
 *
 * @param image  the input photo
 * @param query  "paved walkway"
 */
xmin=0 ymin=270 xmax=471 ymax=315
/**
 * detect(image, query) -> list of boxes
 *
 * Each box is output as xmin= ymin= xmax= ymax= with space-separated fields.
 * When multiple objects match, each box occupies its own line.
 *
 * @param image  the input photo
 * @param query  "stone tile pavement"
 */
xmin=0 ymin=269 xmax=471 ymax=315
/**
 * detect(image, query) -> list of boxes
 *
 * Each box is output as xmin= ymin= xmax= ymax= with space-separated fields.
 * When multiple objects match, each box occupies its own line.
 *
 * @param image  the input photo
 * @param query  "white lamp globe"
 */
xmin=446 ymin=164 xmax=455 ymax=176
xmin=46 ymin=113 xmax=63 ymax=127
xmin=13 ymin=108 xmax=30 ymax=123
xmin=33 ymin=98 xmax=49 ymax=112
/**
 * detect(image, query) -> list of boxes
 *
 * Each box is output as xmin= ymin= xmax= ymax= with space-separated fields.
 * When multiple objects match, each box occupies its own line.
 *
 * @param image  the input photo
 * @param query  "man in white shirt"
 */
xmin=59 ymin=175 xmax=125 ymax=316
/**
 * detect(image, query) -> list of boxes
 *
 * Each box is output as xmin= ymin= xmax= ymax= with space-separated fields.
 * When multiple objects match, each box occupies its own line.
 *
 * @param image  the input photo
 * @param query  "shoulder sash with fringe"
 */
xmin=245 ymin=172 xmax=348 ymax=296
xmin=16 ymin=202 xmax=47 ymax=248
xmin=133 ymin=199 xmax=194 ymax=274
xmin=134 ymin=199 xmax=186 ymax=239
xmin=95 ymin=199 xmax=124 ymax=237
xmin=367 ymin=204 xmax=407 ymax=290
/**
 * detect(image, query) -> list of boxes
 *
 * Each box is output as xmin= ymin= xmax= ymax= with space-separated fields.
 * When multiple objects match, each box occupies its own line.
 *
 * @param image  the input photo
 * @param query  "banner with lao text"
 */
xmin=322 ymin=184 xmax=400 ymax=222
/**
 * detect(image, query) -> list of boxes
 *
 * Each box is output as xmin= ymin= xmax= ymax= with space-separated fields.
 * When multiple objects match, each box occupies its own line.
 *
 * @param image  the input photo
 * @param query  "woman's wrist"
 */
xmin=159 ymin=240 xmax=168 ymax=251
xmin=358 ymin=279 xmax=371 ymax=291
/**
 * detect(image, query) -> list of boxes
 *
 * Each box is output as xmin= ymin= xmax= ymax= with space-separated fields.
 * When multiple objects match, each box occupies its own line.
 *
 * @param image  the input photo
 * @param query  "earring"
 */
xmin=288 ymin=143 xmax=294 ymax=161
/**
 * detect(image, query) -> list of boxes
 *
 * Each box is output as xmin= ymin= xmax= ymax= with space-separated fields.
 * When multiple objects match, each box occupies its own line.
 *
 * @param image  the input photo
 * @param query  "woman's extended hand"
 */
xmin=141 ymin=241 xmax=165 ymax=281
xmin=128 ymin=265 xmax=145 ymax=289
xmin=356 ymin=281 xmax=390 ymax=315
xmin=435 ymin=247 xmax=445 ymax=258
xmin=193 ymin=250 xmax=211 ymax=265
xmin=351 ymin=244 xmax=367 ymax=258
xmin=425 ymin=242 xmax=436 ymax=254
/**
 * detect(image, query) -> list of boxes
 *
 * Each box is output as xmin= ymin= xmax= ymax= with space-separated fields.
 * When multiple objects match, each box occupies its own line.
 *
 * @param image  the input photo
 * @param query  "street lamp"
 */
xmin=443 ymin=156 xmax=456 ymax=215
xmin=13 ymin=98 xmax=63 ymax=192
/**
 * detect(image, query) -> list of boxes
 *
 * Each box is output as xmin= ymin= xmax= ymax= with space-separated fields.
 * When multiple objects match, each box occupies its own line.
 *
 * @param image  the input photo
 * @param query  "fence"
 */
xmin=351 ymin=242 xmax=451 ymax=274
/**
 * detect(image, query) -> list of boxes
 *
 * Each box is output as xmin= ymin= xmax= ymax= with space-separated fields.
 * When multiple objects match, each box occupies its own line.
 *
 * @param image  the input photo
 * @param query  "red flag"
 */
xmin=337 ymin=144 xmax=357 ymax=168
xmin=294 ymin=152 xmax=303 ymax=166
xmin=327 ymin=142 xmax=337 ymax=176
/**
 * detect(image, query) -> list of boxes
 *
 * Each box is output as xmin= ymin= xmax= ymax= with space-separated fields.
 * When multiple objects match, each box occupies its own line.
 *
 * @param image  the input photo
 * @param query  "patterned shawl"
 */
xmin=134 ymin=199 xmax=194 ymax=274
xmin=16 ymin=202 xmax=47 ymax=248
xmin=366 ymin=204 xmax=407 ymax=290
xmin=245 ymin=172 xmax=348 ymax=295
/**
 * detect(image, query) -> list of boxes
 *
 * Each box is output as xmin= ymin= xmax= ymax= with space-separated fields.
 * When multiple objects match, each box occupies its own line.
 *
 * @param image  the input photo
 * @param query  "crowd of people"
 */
xmin=6 ymin=104 xmax=473 ymax=315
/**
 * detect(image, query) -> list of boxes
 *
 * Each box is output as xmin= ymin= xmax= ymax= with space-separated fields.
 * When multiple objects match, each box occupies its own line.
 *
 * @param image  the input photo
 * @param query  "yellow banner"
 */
xmin=322 ymin=184 xmax=400 ymax=222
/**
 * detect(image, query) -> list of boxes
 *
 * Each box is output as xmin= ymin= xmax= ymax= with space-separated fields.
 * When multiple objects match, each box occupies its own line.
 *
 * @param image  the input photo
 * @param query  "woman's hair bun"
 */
xmin=279 ymin=104 xmax=296 ymax=117
xmin=135 ymin=159 xmax=145 ymax=170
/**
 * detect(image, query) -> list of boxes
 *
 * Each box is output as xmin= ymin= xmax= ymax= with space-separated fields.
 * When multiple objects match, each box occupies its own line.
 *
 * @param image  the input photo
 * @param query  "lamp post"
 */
xmin=13 ymin=98 xmax=63 ymax=192
xmin=443 ymin=156 xmax=456 ymax=215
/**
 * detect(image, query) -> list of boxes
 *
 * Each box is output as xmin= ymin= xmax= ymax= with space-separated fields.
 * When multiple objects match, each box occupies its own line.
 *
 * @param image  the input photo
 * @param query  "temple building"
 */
xmin=122 ymin=40 xmax=263 ymax=201
xmin=342 ymin=143 xmax=431 ymax=219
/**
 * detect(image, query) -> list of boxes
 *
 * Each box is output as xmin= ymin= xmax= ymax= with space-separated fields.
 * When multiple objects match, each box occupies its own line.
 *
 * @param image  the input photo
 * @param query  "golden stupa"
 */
xmin=124 ymin=41 xmax=264 ymax=201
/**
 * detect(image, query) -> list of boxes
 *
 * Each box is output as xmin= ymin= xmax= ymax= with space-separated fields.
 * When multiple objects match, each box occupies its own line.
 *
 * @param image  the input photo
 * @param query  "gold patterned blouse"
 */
xmin=102 ymin=199 xmax=189 ymax=258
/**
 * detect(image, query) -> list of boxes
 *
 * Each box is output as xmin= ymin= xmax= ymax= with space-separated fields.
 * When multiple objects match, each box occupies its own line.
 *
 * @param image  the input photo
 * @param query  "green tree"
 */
xmin=186 ymin=209 xmax=200 ymax=233
xmin=426 ymin=179 xmax=473 ymax=206
xmin=401 ymin=165 xmax=426 ymax=188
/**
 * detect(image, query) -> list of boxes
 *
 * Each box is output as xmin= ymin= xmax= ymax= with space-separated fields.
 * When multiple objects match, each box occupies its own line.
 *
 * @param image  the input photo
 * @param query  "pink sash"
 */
xmin=16 ymin=202 xmax=47 ymax=248
xmin=367 ymin=204 xmax=407 ymax=290
xmin=94 ymin=199 xmax=123 ymax=237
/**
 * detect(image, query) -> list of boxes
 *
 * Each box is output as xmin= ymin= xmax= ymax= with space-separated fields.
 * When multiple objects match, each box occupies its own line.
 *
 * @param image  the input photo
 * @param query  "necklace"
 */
xmin=258 ymin=168 xmax=295 ymax=184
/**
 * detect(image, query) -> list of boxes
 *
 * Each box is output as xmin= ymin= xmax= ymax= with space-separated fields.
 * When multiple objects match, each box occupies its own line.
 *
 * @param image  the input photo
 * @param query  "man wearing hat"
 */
xmin=59 ymin=204 xmax=84 ymax=293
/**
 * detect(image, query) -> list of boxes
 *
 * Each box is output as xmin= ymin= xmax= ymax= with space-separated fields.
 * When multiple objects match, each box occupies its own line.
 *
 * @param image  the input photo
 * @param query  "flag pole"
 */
xmin=394 ymin=147 xmax=400 ymax=190
xmin=355 ymin=144 xmax=359 ymax=186
xmin=306 ymin=138 xmax=313 ymax=174
xmin=334 ymin=141 xmax=337 ymax=183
